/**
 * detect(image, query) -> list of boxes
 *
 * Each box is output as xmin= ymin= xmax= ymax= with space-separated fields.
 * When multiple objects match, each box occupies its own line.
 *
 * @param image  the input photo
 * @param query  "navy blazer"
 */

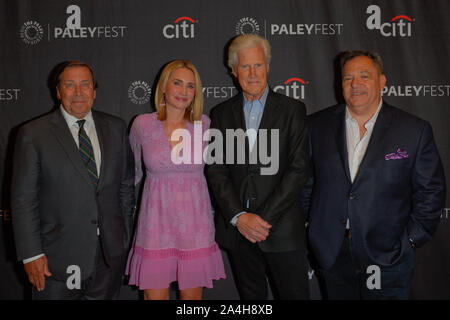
xmin=304 ymin=102 xmax=446 ymax=269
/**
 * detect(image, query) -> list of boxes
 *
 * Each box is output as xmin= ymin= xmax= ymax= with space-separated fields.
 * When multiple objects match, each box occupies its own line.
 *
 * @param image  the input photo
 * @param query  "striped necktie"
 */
xmin=76 ymin=119 xmax=99 ymax=186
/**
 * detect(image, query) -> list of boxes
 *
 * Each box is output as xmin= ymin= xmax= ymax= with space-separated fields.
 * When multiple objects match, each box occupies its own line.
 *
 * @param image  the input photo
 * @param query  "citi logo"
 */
xmin=163 ymin=17 xmax=196 ymax=39
xmin=366 ymin=5 xmax=413 ymax=37
xmin=273 ymin=77 xmax=307 ymax=100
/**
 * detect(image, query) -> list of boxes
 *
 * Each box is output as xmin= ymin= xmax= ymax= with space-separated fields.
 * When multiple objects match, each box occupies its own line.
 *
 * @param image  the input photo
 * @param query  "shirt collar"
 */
xmin=243 ymin=85 xmax=269 ymax=107
xmin=345 ymin=99 xmax=383 ymax=128
xmin=60 ymin=104 xmax=94 ymax=128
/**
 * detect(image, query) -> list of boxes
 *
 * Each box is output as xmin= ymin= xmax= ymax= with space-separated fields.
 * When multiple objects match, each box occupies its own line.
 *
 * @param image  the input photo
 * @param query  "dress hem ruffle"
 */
xmin=125 ymin=243 xmax=226 ymax=290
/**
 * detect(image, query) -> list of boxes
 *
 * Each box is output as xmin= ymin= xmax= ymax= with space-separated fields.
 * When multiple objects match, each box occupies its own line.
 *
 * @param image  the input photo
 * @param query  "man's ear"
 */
xmin=266 ymin=64 xmax=270 ymax=74
xmin=231 ymin=67 xmax=237 ymax=78
xmin=56 ymin=86 xmax=61 ymax=100
xmin=380 ymin=74 xmax=386 ymax=91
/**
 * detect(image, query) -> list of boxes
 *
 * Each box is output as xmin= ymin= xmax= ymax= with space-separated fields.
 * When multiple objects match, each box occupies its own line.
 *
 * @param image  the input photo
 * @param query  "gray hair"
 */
xmin=228 ymin=34 xmax=271 ymax=70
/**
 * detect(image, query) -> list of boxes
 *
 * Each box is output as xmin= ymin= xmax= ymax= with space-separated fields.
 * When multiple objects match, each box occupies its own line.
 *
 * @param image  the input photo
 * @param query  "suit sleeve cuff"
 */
xmin=230 ymin=212 xmax=246 ymax=227
xmin=23 ymin=253 xmax=44 ymax=264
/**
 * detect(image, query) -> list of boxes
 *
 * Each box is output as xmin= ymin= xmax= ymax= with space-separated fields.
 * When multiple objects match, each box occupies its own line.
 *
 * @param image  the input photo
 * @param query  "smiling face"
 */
xmin=342 ymin=55 xmax=386 ymax=114
xmin=164 ymin=67 xmax=196 ymax=112
xmin=232 ymin=45 xmax=269 ymax=101
xmin=56 ymin=66 xmax=96 ymax=119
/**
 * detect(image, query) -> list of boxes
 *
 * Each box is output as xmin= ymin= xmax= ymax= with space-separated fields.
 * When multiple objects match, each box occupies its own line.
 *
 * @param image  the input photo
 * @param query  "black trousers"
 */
xmin=32 ymin=239 xmax=126 ymax=300
xmin=321 ymin=236 xmax=415 ymax=300
xmin=227 ymin=235 xmax=309 ymax=300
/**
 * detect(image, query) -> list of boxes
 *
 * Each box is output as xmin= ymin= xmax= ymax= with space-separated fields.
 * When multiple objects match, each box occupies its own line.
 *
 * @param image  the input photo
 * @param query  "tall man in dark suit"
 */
xmin=11 ymin=61 xmax=135 ymax=299
xmin=305 ymin=51 xmax=446 ymax=299
xmin=206 ymin=34 xmax=310 ymax=299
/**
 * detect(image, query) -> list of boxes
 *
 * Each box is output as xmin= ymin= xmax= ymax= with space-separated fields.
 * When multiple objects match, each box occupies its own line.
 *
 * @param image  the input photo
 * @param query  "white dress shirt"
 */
xmin=60 ymin=106 xmax=101 ymax=175
xmin=345 ymin=100 xmax=383 ymax=229
xmin=23 ymin=106 xmax=101 ymax=264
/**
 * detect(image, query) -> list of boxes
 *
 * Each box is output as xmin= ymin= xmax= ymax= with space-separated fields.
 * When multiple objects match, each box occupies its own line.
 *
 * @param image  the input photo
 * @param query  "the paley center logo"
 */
xmin=128 ymin=81 xmax=152 ymax=105
xmin=202 ymin=86 xmax=238 ymax=100
xmin=235 ymin=17 xmax=260 ymax=35
xmin=163 ymin=17 xmax=197 ymax=39
xmin=271 ymin=22 xmax=343 ymax=36
xmin=366 ymin=5 xmax=413 ymax=37
xmin=0 ymin=88 xmax=21 ymax=101
xmin=273 ymin=77 xmax=308 ymax=100
xmin=20 ymin=21 xmax=44 ymax=44
xmin=20 ymin=4 xmax=127 ymax=44
xmin=382 ymin=83 xmax=450 ymax=97
xmin=53 ymin=5 xmax=127 ymax=39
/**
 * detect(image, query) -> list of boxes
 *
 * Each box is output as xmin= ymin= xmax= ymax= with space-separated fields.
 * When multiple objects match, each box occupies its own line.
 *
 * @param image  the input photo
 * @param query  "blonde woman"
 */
xmin=125 ymin=60 xmax=225 ymax=300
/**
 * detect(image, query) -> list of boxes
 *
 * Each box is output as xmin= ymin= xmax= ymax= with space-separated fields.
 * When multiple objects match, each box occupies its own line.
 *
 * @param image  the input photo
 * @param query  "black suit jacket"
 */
xmin=11 ymin=109 xmax=135 ymax=281
xmin=206 ymin=89 xmax=309 ymax=252
xmin=304 ymin=102 xmax=446 ymax=269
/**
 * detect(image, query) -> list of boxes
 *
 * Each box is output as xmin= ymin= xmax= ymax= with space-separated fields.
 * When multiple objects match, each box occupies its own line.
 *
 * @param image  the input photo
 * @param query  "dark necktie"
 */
xmin=76 ymin=119 xmax=99 ymax=186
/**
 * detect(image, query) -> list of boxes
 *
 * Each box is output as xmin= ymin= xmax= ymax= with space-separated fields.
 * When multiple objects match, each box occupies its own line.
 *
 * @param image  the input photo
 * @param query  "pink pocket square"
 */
xmin=385 ymin=148 xmax=409 ymax=160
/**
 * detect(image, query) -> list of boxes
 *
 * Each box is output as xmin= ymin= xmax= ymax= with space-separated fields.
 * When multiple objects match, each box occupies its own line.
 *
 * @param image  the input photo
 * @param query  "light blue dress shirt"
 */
xmin=230 ymin=85 xmax=269 ymax=226
xmin=243 ymin=85 xmax=269 ymax=151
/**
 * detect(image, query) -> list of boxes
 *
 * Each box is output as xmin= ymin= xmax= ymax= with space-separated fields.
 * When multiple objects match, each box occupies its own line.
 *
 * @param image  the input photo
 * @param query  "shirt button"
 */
xmin=349 ymin=193 xmax=356 ymax=200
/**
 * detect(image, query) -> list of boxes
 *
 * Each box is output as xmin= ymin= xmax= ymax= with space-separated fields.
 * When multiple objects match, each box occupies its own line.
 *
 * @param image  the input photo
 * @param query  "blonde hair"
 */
xmin=228 ymin=34 xmax=271 ymax=70
xmin=155 ymin=60 xmax=203 ymax=122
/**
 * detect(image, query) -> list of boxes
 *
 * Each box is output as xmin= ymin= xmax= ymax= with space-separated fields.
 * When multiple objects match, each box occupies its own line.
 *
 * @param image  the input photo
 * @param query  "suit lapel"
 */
xmin=92 ymin=111 xmax=107 ymax=191
xmin=257 ymin=89 xmax=281 ymax=131
xmin=49 ymin=109 xmax=95 ymax=191
xmin=332 ymin=104 xmax=351 ymax=182
xmin=230 ymin=94 xmax=250 ymax=155
xmin=353 ymin=103 xmax=393 ymax=184
xmin=231 ymin=95 xmax=246 ymax=130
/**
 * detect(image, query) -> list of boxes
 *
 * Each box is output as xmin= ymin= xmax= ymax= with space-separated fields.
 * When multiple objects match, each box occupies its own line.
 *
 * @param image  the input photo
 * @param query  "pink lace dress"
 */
xmin=125 ymin=112 xmax=225 ymax=290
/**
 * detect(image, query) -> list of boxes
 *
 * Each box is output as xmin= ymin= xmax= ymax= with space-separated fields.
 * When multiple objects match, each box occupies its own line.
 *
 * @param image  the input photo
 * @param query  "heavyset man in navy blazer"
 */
xmin=305 ymin=51 xmax=446 ymax=299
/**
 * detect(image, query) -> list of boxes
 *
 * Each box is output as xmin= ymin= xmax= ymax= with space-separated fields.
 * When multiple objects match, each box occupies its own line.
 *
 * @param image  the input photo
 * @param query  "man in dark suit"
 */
xmin=206 ymin=34 xmax=310 ymax=299
xmin=305 ymin=50 xmax=446 ymax=299
xmin=11 ymin=61 xmax=135 ymax=299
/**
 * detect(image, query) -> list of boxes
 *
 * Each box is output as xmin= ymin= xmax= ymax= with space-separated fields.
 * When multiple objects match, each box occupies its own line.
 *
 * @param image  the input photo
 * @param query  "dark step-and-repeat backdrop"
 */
xmin=0 ymin=0 xmax=449 ymax=300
